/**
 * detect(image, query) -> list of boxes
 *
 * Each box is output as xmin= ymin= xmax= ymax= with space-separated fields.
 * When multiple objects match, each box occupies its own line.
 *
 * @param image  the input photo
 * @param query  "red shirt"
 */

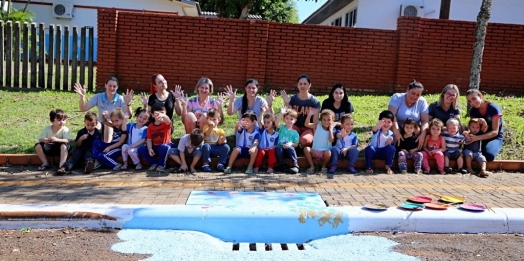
xmin=147 ymin=123 xmax=171 ymax=146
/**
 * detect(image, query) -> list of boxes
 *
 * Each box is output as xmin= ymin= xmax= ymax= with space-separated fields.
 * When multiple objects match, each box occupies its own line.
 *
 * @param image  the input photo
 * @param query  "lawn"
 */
xmin=0 ymin=89 xmax=522 ymax=160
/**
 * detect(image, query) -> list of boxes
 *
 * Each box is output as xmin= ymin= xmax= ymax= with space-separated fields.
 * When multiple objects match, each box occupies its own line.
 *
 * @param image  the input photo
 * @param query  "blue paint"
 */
xmin=112 ymin=230 xmax=420 ymax=261
xmin=123 ymin=205 xmax=348 ymax=243
xmin=186 ymin=191 xmax=326 ymax=208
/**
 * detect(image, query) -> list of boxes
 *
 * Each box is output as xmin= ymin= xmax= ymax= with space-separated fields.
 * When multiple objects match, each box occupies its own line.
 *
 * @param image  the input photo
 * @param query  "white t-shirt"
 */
xmin=177 ymin=134 xmax=203 ymax=152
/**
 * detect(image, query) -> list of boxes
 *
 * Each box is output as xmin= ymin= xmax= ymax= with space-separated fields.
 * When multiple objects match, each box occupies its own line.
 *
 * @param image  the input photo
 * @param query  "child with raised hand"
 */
xmin=223 ymin=110 xmax=259 ymax=174
xmin=137 ymin=103 xmax=173 ymax=172
xmin=121 ymin=107 xmax=149 ymax=170
xmin=329 ymin=113 xmax=359 ymax=174
xmin=364 ymin=110 xmax=396 ymax=175
xmin=274 ymin=107 xmax=300 ymax=174
xmin=35 ymin=109 xmax=71 ymax=173
xmin=463 ymin=118 xmax=491 ymax=178
xmin=421 ymin=118 xmax=446 ymax=175
xmin=170 ymin=128 xmax=204 ymax=173
xmin=303 ymin=108 xmax=335 ymax=174
xmin=201 ymin=109 xmax=230 ymax=172
xmin=396 ymin=118 xmax=424 ymax=174
xmin=442 ymin=118 xmax=467 ymax=174
xmin=254 ymin=106 xmax=279 ymax=174
xmin=93 ymin=108 xmax=128 ymax=170
xmin=58 ymin=112 xmax=101 ymax=174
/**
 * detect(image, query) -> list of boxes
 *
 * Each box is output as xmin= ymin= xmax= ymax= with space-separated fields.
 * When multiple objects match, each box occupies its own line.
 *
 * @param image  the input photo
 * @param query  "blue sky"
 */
xmin=295 ymin=0 xmax=328 ymax=22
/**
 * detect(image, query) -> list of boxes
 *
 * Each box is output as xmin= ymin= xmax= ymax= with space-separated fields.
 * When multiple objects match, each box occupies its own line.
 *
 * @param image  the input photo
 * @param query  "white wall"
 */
xmin=450 ymin=0 xmax=524 ymax=25
xmin=357 ymin=0 xmax=441 ymax=30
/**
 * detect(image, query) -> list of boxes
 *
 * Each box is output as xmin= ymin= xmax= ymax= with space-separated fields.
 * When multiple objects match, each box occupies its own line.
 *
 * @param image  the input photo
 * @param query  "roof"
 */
xmin=302 ymin=0 xmax=356 ymax=24
xmin=199 ymin=11 xmax=263 ymax=20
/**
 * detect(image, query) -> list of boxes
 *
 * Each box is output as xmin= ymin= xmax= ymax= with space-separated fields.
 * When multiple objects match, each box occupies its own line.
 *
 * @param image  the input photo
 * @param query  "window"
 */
xmin=345 ymin=8 xmax=357 ymax=27
xmin=331 ymin=17 xmax=342 ymax=26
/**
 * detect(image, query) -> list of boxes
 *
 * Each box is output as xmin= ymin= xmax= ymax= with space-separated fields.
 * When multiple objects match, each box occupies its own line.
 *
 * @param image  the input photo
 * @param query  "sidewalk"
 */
xmin=1 ymin=165 xmax=524 ymax=208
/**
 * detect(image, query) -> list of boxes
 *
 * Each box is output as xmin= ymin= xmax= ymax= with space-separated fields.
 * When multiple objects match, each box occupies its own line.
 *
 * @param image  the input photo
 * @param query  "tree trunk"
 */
xmin=239 ymin=0 xmax=255 ymax=19
xmin=468 ymin=0 xmax=492 ymax=112
xmin=22 ymin=0 xmax=31 ymax=12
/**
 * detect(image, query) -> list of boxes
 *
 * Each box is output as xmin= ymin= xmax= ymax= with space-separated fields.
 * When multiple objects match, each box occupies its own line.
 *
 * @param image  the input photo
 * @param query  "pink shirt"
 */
xmin=186 ymin=96 xmax=218 ymax=119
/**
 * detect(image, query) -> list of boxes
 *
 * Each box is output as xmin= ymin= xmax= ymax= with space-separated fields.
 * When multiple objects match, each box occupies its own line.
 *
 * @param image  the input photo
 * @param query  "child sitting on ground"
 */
xmin=396 ymin=118 xmax=423 ymax=174
xmin=422 ymin=118 xmax=446 ymax=175
xmin=138 ymin=103 xmax=173 ymax=172
xmin=35 ymin=109 xmax=71 ymax=173
xmin=121 ymin=107 xmax=149 ymax=170
xmin=224 ymin=110 xmax=259 ymax=174
xmin=365 ymin=110 xmax=396 ymax=175
xmin=275 ymin=107 xmax=300 ymax=174
xmin=170 ymin=128 xmax=204 ymax=173
xmin=463 ymin=118 xmax=492 ymax=178
xmin=254 ymin=107 xmax=279 ymax=174
xmin=304 ymin=109 xmax=335 ymax=174
xmin=201 ymin=109 xmax=230 ymax=172
xmin=442 ymin=118 xmax=467 ymax=174
xmin=329 ymin=113 xmax=359 ymax=174
xmin=93 ymin=108 xmax=128 ymax=170
xmin=58 ymin=112 xmax=101 ymax=174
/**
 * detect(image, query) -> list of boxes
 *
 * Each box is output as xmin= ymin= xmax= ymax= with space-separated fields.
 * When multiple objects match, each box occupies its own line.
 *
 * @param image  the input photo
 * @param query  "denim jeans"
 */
xmin=275 ymin=146 xmax=298 ymax=165
xmin=201 ymin=143 xmax=230 ymax=165
xmin=330 ymin=147 xmax=359 ymax=169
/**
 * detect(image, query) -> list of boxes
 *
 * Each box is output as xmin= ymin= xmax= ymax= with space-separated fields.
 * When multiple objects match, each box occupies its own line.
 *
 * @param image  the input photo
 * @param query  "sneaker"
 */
xmin=93 ymin=161 xmax=102 ymax=170
xmin=459 ymin=168 xmax=468 ymax=174
xmin=415 ymin=168 xmax=423 ymax=175
xmin=327 ymin=167 xmax=336 ymax=174
xmin=267 ymin=168 xmax=274 ymax=174
xmin=85 ymin=161 xmax=94 ymax=174
xmin=113 ymin=163 xmax=123 ymax=171
xmin=289 ymin=165 xmax=299 ymax=174
xmin=401 ymin=170 xmax=408 ymax=174
xmin=253 ymin=167 xmax=259 ymax=174
xmin=156 ymin=166 xmax=166 ymax=172
xmin=280 ymin=164 xmax=290 ymax=173
xmin=444 ymin=167 xmax=455 ymax=174
xmin=320 ymin=167 xmax=328 ymax=173
xmin=216 ymin=164 xmax=225 ymax=172
xmin=306 ymin=167 xmax=315 ymax=174
xmin=223 ymin=167 xmax=232 ymax=174
xmin=245 ymin=168 xmax=254 ymax=175
xmin=148 ymin=164 xmax=158 ymax=171
xmin=348 ymin=167 xmax=357 ymax=174
xmin=202 ymin=165 xmax=212 ymax=172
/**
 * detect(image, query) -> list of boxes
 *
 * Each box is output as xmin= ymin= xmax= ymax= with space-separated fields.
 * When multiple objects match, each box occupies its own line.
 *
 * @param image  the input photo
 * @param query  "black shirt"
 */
xmin=428 ymin=101 xmax=460 ymax=124
xmin=75 ymin=127 xmax=102 ymax=150
xmin=321 ymin=100 xmax=355 ymax=122
xmin=148 ymin=92 xmax=177 ymax=120
xmin=396 ymin=130 xmax=419 ymax=152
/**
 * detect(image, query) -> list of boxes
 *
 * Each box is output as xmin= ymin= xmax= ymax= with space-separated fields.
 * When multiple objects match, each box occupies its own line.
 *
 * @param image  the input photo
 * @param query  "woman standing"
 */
xmin=388 ymin=80 xmax=429 ymax=149
xmin=321 ymin=83 xmax=354 ymax=123
xmin=226 ymin=79 xmax=275 ymax=121
xmin=181 ymin=77 xmax=225 ymax=134
xmin=429 ymin=84 xmax=461 ymax=124
xmin=465 ymin=89 xmax=504 ymax=162
xmin=281 ymin=74 xmax=321 ymax=147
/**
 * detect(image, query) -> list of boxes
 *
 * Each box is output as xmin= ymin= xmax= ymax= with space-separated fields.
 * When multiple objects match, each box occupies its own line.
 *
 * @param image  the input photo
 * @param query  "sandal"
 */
xmin=148 ymin=164 xmax=158 ymax=171
xmin=423 ymin=169 xmax=430 ymax=174
xmin=120 ymin=164 xmax=128 ymax=170
xmin=479 ymin=170 xmax=491 ymax=178
xmin=466 ymin=168 xmax=475 ymax=174
xmin=135 ymin=164 xmax=143 ymax=170
xmin=56 ymin=167 xmax=68 ymax=175
xmin=37 ymin=165 xmax=50 ymax=171
xmin=386 ymin=168 xmax=394 ymax=175
xmin=365 ymin=168 xmax=374 ymax=174
xmin=306 ymin=167 xmax=315 ymax=174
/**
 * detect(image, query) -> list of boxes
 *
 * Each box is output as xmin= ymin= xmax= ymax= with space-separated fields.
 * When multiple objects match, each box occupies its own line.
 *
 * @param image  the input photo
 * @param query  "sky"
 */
xmin=295 ymin=0 xmax=328 ymax=23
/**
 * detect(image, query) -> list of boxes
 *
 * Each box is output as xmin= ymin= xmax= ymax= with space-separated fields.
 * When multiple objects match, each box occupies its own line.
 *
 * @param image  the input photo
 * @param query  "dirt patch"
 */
xmin=0 ymin=228 xmax=150 ymax=261
xmin=358 ymin=232 xmax=524 ymax=261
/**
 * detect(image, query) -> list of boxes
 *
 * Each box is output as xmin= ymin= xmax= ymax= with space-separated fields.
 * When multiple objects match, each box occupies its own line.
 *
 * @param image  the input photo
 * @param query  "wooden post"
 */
xmin=14 ymin=22 xmax=20 ymax=88
xmin=439 ymin=0 xmax=451 ymax=19
xmin=38 ymin=23 xmax=45 ymax=88
xmin=30 ymin=23 xmax=37 ymax=88
xmin=88 ymin=26 xmax=94 ymax=91
xmin=0 ymin=21 xmax=4 ymax=87
xmin=80 ymin=26 xmax=86 ymax=85
xmin=5 ymin=21 xmax=12 ymax=87
xmin=22 ymin=22 xmax=29 ymax=88
xmin=71 ymin=26 xmax=78 ymax=88
xmin=63 ymin=26 xmax=69 ymax=91
xmin=55 ymin=25 xmax=62 ymax=90
xmin=47 ymin=24 xmax=54 ymax=89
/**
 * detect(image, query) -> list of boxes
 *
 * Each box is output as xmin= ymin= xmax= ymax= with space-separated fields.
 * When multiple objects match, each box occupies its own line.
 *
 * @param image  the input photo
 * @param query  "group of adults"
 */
xmin=74 ymin=74 xmax=504 ymax=162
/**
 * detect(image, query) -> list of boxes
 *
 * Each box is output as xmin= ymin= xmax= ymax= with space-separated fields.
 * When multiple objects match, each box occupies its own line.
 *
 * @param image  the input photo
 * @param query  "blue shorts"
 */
xmin=237 ymin=146 xmax=252 ymax=159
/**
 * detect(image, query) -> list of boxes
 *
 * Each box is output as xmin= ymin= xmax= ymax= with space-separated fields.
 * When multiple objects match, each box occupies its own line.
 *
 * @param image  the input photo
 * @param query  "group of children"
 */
xmin=35 ymin=104 xmax=491 ymax=178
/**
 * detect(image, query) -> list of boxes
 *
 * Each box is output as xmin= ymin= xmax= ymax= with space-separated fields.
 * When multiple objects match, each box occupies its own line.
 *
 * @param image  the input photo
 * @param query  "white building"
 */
xmin=303 ymin=0 xmax=524 ymax=30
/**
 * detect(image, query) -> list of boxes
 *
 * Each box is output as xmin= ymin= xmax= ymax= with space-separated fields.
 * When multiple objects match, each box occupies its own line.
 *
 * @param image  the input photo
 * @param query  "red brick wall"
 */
xmin=97 ymin=9 xmax=524 ymax=95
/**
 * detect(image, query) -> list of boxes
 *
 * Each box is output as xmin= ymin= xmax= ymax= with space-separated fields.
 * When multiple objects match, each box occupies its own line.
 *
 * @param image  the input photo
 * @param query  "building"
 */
xmin=303 ymin=0 xmax=524 ymax=30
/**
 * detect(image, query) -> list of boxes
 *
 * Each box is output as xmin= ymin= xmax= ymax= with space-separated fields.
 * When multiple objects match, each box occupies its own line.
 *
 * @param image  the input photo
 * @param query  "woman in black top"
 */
xmin=140 ymin=73 xmax=182 ymax=121
xmin=321 ymin=83 xmax=354 ymax=123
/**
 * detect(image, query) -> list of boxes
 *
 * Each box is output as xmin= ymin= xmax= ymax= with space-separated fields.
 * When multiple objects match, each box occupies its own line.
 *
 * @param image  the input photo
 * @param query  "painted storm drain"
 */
xmin=297 ymin=209 xmax=344 ymax=228
xmin=0 ymin=211 xmax=117 ymax=221
xmin=231 ymin=243 xmax=306 ymax=251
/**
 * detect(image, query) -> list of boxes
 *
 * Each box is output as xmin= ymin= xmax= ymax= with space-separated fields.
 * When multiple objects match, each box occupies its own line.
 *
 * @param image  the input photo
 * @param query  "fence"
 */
xmin=1 ymin=21 xmax=95 ymax=91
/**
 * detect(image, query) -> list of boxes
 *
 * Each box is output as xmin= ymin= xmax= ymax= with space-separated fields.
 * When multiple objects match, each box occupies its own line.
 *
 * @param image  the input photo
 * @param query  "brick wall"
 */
xmin=97 ymin=9 xmax=524 ymax=95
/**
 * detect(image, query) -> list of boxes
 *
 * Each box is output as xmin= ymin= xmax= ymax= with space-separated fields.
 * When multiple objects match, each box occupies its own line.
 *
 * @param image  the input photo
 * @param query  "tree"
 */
xmin=197 ymin=0 xmax=299 ymax=23
xmin=469 ymin=0 xmax=492 ymax=91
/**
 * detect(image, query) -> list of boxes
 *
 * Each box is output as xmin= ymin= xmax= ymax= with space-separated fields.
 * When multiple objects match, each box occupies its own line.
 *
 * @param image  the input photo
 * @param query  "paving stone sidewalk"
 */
xmin=1 ymin=166 xmax=524 ymax=208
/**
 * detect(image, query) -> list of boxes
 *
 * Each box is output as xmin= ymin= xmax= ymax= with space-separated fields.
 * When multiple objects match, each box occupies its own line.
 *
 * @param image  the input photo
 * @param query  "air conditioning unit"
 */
xmin=52 ymin=2 xmax=74 ymax=19
xmin=400 ymin=4 xmax=422 ymax=17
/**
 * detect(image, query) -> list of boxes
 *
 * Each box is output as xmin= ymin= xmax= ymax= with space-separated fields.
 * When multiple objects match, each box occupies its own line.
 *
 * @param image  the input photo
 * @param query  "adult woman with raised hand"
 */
xmin=387 ymin=80 xmax=429 ymax=149
xmin=321 ymin=83 xmax=354 ymax=123
xmin=281 ymin=74 xmax=321 ymax=147
xmin=140 ymin=73 xmax=182 ymax=121
xmin=226 ymin=79 xmax=276 ymax=122
xmin=465 ymin=89 xmax=504 ymax=162
xmin=429 ymin=84 xmax=461 ymax=124
xmin=181 ymin=77 xmax=226 ymax=134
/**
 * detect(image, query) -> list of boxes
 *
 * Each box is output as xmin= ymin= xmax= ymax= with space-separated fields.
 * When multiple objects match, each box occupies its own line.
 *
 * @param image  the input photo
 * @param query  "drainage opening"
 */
xmin=231 ymin=243 xmax=306 ymax=251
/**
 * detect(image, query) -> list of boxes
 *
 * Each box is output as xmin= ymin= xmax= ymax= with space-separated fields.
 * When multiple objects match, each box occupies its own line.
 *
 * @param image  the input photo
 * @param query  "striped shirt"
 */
xmin=442 ymin=131 xmax=464 ymax=152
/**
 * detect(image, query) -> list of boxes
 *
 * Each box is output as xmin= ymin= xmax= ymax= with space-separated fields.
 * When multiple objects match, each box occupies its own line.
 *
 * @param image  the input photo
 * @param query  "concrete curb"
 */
xmin=1 ymin=204 xmax=523 ymax=242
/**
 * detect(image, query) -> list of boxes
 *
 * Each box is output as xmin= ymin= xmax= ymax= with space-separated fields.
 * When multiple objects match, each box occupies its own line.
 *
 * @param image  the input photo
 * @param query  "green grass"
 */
xmin=1 ymin=89 xmax=523 ymax=160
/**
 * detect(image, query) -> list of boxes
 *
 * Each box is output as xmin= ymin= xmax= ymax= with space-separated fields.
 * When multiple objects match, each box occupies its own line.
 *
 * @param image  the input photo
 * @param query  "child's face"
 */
xmin=207 ymin=115 xmax=220 ymax=126
xmin=342 ymin=119 xmax=354 ymax=131
xmin=153 ymin=109 xmax=167 ymax=123
xmin=430 ymin=125 xmax=442 ymax=136
xmin=321 ymin=115 xmax=333 ymax=128
xmin=263 ymin=118 xmax=274 ymax=130
xmin=111 ymin=116 xmax=123 ymax=128
xmin=447 ymin=123 xmax=459 ymax=135
xmin=137 ymin=112 xmax=149 ymax=125
xmin=380 ymin=118 xmax=393 ymax=130
xmin=52 ymin=117 xmax=66 ymax=128
xmin=469 ymin=122 xmax=480 ymax=135
xmin=242 ymin=118 xmax=256 ymax=130
xmin=284 ymin=115 xmax=296 ymax=127
xmin=85 ymin=120 xmax=97 ymax=132
xmin=403 ymin=124 xmax=415 ymax=135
